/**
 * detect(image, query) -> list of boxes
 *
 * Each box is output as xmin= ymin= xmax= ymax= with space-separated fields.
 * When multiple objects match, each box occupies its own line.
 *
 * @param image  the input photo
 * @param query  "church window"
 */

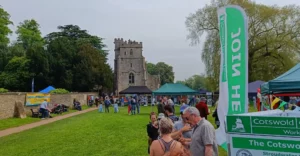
xmin=130 ymin=49 xmax=133 ymax=55
xmin=129 ymin=73 xmax=135 ymax=84
xmin=125 ymin=51 xmax=127 ymax=55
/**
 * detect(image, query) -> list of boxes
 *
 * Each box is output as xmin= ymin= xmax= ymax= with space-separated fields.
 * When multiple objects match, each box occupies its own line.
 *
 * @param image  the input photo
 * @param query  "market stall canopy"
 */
xmin=261 ymin=63 xmax=300 ymax=94
xmin=153 ymin=83 xmax=198 ymax=95
xmin=119 ymin=86 xmax=152 ymax=94
xmin=39 ymin=86 xmax=55 ymax=93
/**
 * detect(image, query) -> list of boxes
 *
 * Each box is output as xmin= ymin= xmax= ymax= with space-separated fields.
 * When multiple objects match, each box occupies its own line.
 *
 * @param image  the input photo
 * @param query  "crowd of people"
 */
xmin=147 ymin=97 xmax=218 ymax=156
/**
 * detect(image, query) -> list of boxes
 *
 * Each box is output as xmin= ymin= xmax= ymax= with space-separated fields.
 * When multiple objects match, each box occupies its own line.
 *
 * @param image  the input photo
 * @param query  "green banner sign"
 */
xmin=229 ymin=134 xmax=300 ymax=156
xmin=227 ymin=115 xmax=300 ymax=137
xmin=216 ymin=5 xmax=248 ymax=151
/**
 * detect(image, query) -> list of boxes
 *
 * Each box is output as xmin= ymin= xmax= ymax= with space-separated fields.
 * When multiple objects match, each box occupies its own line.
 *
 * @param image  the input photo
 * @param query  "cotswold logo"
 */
xmin=236 ymin=149 xmax=252 ymax=156
xmin=232 ymin=118 xmax=245 ymax=132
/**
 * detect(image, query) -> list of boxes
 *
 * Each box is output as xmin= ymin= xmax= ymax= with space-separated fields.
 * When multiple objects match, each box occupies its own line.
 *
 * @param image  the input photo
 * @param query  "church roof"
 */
xmin=119 ymin=86 xmax=152 ymax=94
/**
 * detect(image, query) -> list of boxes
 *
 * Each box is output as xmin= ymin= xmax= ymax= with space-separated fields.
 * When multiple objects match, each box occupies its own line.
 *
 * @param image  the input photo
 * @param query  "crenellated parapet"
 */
xmin=114 ymin=38 xmax=142 ymax=49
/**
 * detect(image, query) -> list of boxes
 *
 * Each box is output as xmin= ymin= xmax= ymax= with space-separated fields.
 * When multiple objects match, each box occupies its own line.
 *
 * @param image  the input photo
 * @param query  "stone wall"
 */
xmin=0 ymin=92 xmax=98 ymax=119
xmin=147 ymin=73 xmax=160 ymax=91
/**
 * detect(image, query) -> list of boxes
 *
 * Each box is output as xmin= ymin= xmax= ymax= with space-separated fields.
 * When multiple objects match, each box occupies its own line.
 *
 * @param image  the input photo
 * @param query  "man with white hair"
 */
xmin=182 ymin=107 xmax=218 ymax=156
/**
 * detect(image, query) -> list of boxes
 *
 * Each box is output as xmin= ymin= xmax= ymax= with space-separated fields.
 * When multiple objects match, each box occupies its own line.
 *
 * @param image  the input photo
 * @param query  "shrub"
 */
xmin=0 ymin=88 xmax=8 ymax=93
xmin=50 ymin=88 xmax=69 ymax=94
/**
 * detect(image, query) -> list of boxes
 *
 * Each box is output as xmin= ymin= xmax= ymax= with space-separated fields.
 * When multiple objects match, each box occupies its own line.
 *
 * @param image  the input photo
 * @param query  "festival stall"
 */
xmin=261 ymin=63 xmax=300 ymax=95
xmin=119 ymin=86 xmax=153 ymax=105
xmin=153 ymin=83 xmax=198 ymax=104
xmin=260 ymin=63 xmax=300 ymax=110
xmin=152 ymin=83 xmax=198 ymax=96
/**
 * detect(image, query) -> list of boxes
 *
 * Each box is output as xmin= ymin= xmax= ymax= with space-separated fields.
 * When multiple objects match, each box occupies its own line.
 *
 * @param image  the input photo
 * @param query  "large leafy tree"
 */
xmin=186 ymin=0 xmax=300 ymax=91
xmin=15 ymin=19 xmax=49 ymax=91
xmin=0 ymin=6 xmax=13 ymax=47
xmin=73 ymin=44 xmax=113 ymax=91
xmin=45 ymin=25 xmax=112 ymax=91
xmin=0 ymin=6 xmax=13 ymax=72
xmin=16 ymin=19 xmax=44 ymax=50
xmin=147 ymin=62 xmax=175 ymax=85
xmin=0 ymin=57 xmax=32 ymax=91
xmin=176 ymin=74 xmax=208 ymax=90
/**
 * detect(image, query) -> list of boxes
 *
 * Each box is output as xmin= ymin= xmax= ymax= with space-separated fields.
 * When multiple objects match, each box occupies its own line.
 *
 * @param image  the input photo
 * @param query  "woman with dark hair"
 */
xmin=147 ymin=112 xmax=159 ymax=154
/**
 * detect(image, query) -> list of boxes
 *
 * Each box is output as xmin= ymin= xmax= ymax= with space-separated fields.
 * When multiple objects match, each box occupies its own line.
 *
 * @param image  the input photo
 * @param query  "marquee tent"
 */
xmin=261 ymin=63 xmax=300 ymax=94
xmin=153 ymin=83 xmax=198 ymax=95
xmin=119 ymin=86 xmax=152 ymax=94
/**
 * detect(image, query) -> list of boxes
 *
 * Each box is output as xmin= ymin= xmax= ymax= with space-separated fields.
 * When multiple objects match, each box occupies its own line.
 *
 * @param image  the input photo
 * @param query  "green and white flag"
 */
xmin=216 ymin=5 xmax=248 ymax=151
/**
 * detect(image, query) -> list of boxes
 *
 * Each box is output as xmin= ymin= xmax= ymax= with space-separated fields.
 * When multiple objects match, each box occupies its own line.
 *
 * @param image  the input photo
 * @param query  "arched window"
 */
xmin=130 ymin=49 xmax=133 ymax=55
xmin=129 ymin=73 xmax=135 ymax=84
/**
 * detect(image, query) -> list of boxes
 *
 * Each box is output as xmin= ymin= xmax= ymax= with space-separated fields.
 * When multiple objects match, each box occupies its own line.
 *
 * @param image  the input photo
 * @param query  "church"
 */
xmin=113 ymin=38 xmax=160 ymax=95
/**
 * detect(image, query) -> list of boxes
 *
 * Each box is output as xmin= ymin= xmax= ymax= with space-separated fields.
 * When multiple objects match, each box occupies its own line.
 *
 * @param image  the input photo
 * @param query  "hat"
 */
xmin=158 ymin=113 xmax=165 ymax=119
xmin=180 ymin=104 xmax=189 ymax=113
xmin=200 ymin=97 xmax=206 ymax=101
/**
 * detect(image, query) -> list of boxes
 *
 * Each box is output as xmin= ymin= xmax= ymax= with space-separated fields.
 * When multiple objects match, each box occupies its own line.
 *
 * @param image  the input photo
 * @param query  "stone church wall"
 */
xmin=147 ymin=73 xmax=160 ymax=91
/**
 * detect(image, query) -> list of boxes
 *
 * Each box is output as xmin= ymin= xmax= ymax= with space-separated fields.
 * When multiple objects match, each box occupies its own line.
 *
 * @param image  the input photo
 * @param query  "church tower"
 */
xmin=114 ymin=38 xmax=147 ymax=95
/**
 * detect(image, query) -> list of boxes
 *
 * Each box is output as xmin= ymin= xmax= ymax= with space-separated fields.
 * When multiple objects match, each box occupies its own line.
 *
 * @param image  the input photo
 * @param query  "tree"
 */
xmin=0 ymin=57 xmax=32 ymax=91
xmin=186 ymin=0 xmax=300 ymax=91
xmin=45 ymin=25 xmax=113 ymax=91
xmin=16 ymin=19 xmax=44 ymax=50
xmin=147 ymin=62 xmax=175 ymax=85
xmin=0 ymin=6 xmax=13 ymax=71
xmin=0 ymin=6 xmax=13 ymax=47
xmin=176 ymin=74 xmax=208 ymax=90
xmin=73 ymin=44 xmax=113 ymax=91
xmin=15 ymin=19 xmax=49 ymax=91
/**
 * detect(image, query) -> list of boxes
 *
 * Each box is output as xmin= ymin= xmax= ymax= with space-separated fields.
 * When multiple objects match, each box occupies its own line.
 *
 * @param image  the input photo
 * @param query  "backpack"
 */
xmin=104 ymin=100 xmax=110 ymax=106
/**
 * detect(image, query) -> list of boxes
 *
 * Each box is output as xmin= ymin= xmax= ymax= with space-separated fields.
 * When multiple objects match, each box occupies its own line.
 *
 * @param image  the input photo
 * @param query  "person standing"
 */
xmin=149 ymin=118 xmax=185 ymax=156
xmin=131 ymin=96 xmax=137 ymax=115
xmin=147 ymin=112 xmax=159 ymax=154
xmin=104 ymin=96 xmax=111 ymax=113
xmin=98 ymin=97 xmax=103 ymax=113
xmin=172 ymin=109 xmax=192 ymax=148
xmin=39 ymin=99 xmax=49 ymax=119
xmin=127 ymin=97 xmax=132 ymax=115
xmin=164 ymin=105 xmax=179 ymax=123
xmin=183 ymin=107 xmax=218 ymax=156
xmin=195 ymin=97 xmax=209 ymax=120
xmin=136 ymin=98 xmax=140 ymax=114
xmin=121 ymin=97 xmax=124 ymax=107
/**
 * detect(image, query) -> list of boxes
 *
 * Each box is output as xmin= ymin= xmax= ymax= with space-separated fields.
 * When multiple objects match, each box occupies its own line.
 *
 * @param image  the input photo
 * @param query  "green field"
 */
xmin=0 ymin=105 xmax=256 ymax=156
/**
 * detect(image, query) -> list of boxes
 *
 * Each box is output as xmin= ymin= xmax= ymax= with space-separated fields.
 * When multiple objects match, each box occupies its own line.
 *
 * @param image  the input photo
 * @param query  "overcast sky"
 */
xmin=1 ymin=0 xmax=299 ymax=81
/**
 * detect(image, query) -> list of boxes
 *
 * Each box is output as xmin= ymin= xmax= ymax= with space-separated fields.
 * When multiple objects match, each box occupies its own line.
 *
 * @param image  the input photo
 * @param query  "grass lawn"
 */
xmin=0 ymin=105 xmax=257 ymax=156
xmin=0 ymin=105 xmax=89 ymax=130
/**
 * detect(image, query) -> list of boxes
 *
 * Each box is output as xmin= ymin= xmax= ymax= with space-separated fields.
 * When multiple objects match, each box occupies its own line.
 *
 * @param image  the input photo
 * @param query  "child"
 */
xmin=114 ymin=103 xmax=119 ymax=113
xmin=98 ymin=102 xmax=103 ymax=113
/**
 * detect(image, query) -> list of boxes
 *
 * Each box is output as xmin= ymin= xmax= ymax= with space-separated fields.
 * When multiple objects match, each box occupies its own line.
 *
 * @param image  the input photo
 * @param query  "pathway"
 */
xmin=0 ymin=107 xmax=97 ymax=138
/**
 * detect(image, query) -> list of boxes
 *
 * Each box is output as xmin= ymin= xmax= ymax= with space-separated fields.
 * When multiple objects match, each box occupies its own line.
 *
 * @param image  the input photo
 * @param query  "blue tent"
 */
xmin=248 ymin=80 xmax=265 ymax=95
xmin=39 ymin=86 xmax=55 ymax=93
xmin=199 ymin=89 xmax=208 ymax=94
